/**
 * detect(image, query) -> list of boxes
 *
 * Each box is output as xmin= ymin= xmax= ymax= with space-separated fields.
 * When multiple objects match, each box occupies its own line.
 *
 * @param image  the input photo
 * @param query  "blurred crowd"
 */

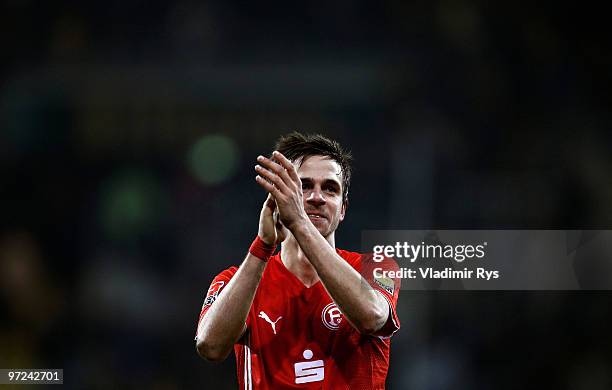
xmin=1 ymin=1 xmax=611 ymax=388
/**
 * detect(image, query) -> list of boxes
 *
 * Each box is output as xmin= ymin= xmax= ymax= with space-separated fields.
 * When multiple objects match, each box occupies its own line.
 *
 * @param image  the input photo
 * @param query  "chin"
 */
xmin=313 ymin=225 xmax=326 ymax=234
xmin=313 ymin=224 xmax=330 ymax=236
xmin=310 ymin=218 xmax=336 ymax=237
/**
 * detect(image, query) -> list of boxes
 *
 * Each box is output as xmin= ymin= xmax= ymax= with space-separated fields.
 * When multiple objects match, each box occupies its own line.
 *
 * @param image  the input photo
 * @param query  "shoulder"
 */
xmin=335 ymin=248 xmax=362 ymax=266
xmin=212 ymin=265 xmax=239 ymax=281
xmin=336 ymin=249 xmax=400 ymax=273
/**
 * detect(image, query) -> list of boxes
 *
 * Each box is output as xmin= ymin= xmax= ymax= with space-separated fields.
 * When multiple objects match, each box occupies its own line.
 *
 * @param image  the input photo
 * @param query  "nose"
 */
xmin=306 ymin=188 xmax=326 ymax=206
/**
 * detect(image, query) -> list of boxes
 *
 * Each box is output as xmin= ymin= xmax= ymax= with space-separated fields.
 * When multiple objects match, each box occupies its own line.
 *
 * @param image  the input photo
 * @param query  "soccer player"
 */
xmin=195 ymin=133 xmax=400 ymax=389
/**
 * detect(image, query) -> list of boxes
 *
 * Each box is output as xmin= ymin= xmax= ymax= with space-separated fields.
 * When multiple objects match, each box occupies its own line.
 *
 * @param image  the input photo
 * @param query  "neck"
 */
xmin=280 ymin=231 xmax=335 ymax=287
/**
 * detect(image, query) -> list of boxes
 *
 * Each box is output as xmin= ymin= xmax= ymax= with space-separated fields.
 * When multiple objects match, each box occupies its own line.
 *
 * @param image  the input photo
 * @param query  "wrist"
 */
xmin=249 ymin=236 xmax=276 ymax=262
xmin=258 ymin=234 xmax=275 ymax=247
xmin=285 ymin=214 xmax=309 ymax=234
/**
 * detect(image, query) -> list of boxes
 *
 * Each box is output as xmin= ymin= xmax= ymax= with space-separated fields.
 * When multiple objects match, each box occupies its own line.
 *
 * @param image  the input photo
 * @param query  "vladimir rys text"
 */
xmin=370 ymin=241 xmax=501 ymax=284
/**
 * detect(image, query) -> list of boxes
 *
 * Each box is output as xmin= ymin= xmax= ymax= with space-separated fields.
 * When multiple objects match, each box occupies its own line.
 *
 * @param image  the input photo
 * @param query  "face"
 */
xmin=295 ymin=155 xmax=346 ymax=238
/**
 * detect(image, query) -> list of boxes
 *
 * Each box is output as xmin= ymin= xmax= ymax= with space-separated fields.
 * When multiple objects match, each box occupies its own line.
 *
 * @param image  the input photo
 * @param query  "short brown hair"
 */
xmin=274 ymin=132 xmax=353 ymax=204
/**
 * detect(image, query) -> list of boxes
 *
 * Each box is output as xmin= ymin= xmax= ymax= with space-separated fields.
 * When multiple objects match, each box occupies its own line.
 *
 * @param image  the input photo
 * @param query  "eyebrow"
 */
xmin=301 ymin=177 xmax=341 ymax=189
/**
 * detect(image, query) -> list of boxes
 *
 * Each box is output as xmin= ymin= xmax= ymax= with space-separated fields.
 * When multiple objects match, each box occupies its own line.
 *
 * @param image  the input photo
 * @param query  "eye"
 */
xmin=324 ymin=185 xmax=339 ymax=193
xmin=302 ymin=182 xmax=313 ymax=190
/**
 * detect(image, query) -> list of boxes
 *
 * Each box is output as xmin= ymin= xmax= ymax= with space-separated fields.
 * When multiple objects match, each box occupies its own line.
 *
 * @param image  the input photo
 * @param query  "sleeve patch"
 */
xmin=203 ymin=281 xmax=225 ymax=307
xmin=374 ymin=275 xmax=395 ymax=295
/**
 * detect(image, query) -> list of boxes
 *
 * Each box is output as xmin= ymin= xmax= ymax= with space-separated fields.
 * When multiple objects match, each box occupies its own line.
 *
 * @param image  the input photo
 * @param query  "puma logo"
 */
xmin=258 ymin=311 xmax=283 ymax=334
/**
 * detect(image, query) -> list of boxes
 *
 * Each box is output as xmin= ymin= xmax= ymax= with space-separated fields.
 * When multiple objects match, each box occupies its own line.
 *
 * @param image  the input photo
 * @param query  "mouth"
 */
xmin=307 ymin=213 xmax=326 ymax=220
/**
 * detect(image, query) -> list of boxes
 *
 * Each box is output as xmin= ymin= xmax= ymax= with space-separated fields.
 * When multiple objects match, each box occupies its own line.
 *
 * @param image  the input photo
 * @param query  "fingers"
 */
xmin=256 ymin=154 xmax=295 ymax=188
xmin=273 ymin=208 xmax=287 ymax=242
xmin=254 ymin=152 xmax=301 ymax=201
xmin=271 ymin=151 xmax=301 ymax=183
xmin=255 ymin=175 xmax=281 ymax=196
xmin=261 ymin=194 xmax=276 ymax=216
xmin=264 ymin=194 xmax=276 ymax=210
xmin=255 ymin=164 xmax=290 ymax=194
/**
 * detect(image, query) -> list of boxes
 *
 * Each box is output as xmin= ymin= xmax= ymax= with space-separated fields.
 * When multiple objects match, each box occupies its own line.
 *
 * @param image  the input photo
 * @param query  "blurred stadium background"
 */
xmin=1 ymin=0 xmax=611 ymax=388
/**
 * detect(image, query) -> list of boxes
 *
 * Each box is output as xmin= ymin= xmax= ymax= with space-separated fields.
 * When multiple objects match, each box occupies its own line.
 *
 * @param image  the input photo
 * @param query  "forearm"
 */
xmin=291 ymin=221 xmax=389 ymax=334
xmin=196 ymin=254 xmax=265 ymax=361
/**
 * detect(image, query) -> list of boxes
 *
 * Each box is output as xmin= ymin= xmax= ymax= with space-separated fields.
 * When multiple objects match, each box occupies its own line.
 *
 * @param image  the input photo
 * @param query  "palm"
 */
xmin=259 ymin=195 xmax=287 ymax=246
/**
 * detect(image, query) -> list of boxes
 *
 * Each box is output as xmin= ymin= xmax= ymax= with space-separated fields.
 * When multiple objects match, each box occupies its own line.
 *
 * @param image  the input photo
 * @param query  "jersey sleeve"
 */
xmin=195 ymin=266 xmax=239 ymax=340
xmin=360 ymin=253 xmax=401 ymax=338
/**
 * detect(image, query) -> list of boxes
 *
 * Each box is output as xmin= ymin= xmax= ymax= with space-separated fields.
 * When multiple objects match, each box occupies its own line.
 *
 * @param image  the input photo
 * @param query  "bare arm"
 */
xmin=196 ymin=196 xmax=284 ymax=361
xmin=196 ymin=253 xmax=265 ymax=361
xmin=292 ymin=221 xmax=389 ymax=334
xmin=255 ymin=152 xmax=389 ymax=334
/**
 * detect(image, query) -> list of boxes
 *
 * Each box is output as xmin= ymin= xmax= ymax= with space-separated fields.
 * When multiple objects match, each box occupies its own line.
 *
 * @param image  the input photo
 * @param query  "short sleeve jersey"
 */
xmin=197 ymin=249 xmax=400 ymax=389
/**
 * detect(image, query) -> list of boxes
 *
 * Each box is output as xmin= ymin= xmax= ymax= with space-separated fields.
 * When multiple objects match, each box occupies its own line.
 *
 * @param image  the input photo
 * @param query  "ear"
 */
xmin=339 ymin=200 xmax=347 ymax=222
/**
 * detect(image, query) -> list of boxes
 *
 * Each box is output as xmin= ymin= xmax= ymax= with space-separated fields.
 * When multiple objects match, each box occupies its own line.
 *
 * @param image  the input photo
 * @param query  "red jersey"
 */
xmin=197 ymin=249 xmax=400 ymax=389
